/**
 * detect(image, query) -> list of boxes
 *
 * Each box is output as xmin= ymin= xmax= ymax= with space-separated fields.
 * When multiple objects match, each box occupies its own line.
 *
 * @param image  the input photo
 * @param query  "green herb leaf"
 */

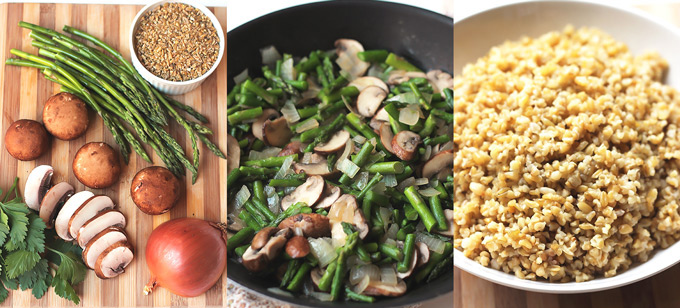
xmin=52 ymin=277 xmax=79 ymax=305
xmin=2 ymin=203 xmax=29 ymax=250
xmin=50 ymin=249 xmax=86 ymax=285
xmin=4 ymin=250 xmax=39 ymax=279
xmin=17 ymin=259 xmax=50 ymax=299
xmin=24 ymin=214 xmax=46 ymax=253
xmin=0 ymin=281 xmax=8 ymax=304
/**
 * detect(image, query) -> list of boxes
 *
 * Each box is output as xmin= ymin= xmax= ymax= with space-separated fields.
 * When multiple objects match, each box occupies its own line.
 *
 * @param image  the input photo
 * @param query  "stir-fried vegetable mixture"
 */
xmin=226 ymin=39 xmax=453 ymax=302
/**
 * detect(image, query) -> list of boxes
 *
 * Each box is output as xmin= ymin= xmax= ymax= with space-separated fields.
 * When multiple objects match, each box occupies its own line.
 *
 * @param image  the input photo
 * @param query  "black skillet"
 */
xmin=227 ymin=1 xmax=453 ymax=307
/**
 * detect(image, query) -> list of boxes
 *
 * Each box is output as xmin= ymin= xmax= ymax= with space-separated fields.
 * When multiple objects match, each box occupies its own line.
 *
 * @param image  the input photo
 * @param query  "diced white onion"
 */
xmin=368 ymin=137 xmax=378 ymax=149
xmin=415 ymin=178 xmax=429 ymax=186
xmin=308 ymin=237 xmax=338 ymax=268
xmin=281 ymin=57 xmax=295 ymax=81
xmin=294 ymin=227 xmax=304 ymax=237
xmin=296 ymin=118 xmax=319 ymax=133
xmin=281 ymin=100 xmax=300 ymax=124
xmin=284 ymin=186 xmax=296 ymax=195
xmin=353 ymin=275 xmax=370 ymax=294
xmin=440 ymin=141 xmax=453 ymax=152
xmin=397 ymin=177 xmax=416 ymax=191
xmin=337 ymin=158 xmax=360 ymax=178
xmin=335 ymin=139 xmax=353 ymax=169
xmin=380 ymin=267 xmax=398 ymax=286
xmin=416 ymin=232 xmax=446 ymax=254
xmin=399 ymin=104 xmax=420 ymax=126
xmin=274 ymin=156 xmax=295 ymax=179
xmin=260 ymin=45 xmax=281 ymax=66
xmin=415 ymin=221 xmax=426 ymax=232
xmin=419 ymin=187 xmax=441 ymax=197
xmin=373 ymin=181 xmax=387 ymax=194
xmin=384 ymin=238 xmax=397 ymax=247
xmin=341 ymin=95 xmax=358 ymax=114
xmin=385 ymin=223 xmax=399 ymax=240
xmin=234 ymin=185 xmax=250 ymax=210
xmin=422 ymin=145 xmax=432 ymax=162
xmin=352 ymin=135 xmax=367 ymax=144
xmin=379 ymin=207 xmax=392 ymax=229
xmin=233 ymin=68 xmax=249 ymax=84
xmin=308 ymin=291 xmax=333 ymax=302
xmin=387 ymin=92 xmax=418 ymax=104
xmin=367 ymin=64 xmax=385 ymax=78
xmin=383 ymin=174 xmax=398 ymax=187
xmin=365 ymin=151 xmax=386 ymax=166
xmin=265 ymin=186 xmax=280 ymax=214
xmin=267 ymin=287 xmax=293 ymax=297
xmin=248 ymin=147 xmax=282 ymax=161
xmin=302 ymin=152 xmax=314 ymax=164
xmin=356 ymin=172 xmax=369 ymax=190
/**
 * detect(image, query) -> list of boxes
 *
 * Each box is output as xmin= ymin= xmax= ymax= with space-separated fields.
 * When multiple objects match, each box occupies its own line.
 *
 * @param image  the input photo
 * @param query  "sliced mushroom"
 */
xmin=227 ymin=215 xmax=245 ymax=232
xmin=293 ymin=160 xmax=333 ymax=177
xmin=364 ymin=279 xmax=407 ymax=297
xmin=94 ymin=240 xmax=134 ymax=279
xmin=227 ymin=134 xmax=240 ymax=175
xmin=252 ymin=109 xmax=279 ymax=141
xmin=374 ymin=107 xmax=390 ymax=122
xmin=278 ymin=213 xmax=331 ymax=238
xmin=348 ymin=76 xmax=389 ymax=92
xmin=396 ymin=251 xmax=418 ymax=279
xmin=426 ymin=70 xmax=453 ymax=94
xmin=77 ymin=209 xmax=126 ymax=248
xmin=39 ymin=182 xmax=74 ymax=228
xmin=357 ymin=86 xmax=387 ymax=118
xmin=392 ymin=131 xmax=420 ymax=161
xmin=307 ymin=153 xmax=326 ymax=164
xmin=369 ymin=117 xmax=385 ymax=131
xmin=416 ymin=242 xmax=430 ymax=267
xmin=280 ymin=175 xmax=325 ymax=210
xmin=263 ymin=117 xmax=293 ymax=147
xmin=379 ymin=122 xmax=395 ymax=154
xmin=314 ymin=184 xmax=341 ymax=210
xmin=437 ymin=209 xmax=453 ymax=237
xmin=55 ymin=191 xmax=94 ymax=241
xmin=387 ymin=70 xmax=427 ymax=85
xmin=82 ymin=227 xmax=127 ymax=269
xmin=285 ymin=236 xmax=310 ymax=259
xmin=335 ymin=39 xmax=369 ymax=78
xmin=242 ymin=228 xmax=292 ymax=272
xmin=68 ymin=195 xmax=115 ymax=240
xmin=278 ymin=141 xmax=303 ymax=157
xmin=422 ymin=150 xmax=453 ymax=179
xmin=314 ymin=130 xmax=350 ymax=154
xmin=328 ymin=195 xmax=369 ymax=244
xmin=24 ymin=165 xmax=53 ymax=211
xmin=310 ymin=267 xmax=323 ymax=288
xmin=252 ymin=227 xmax=280 ymax=250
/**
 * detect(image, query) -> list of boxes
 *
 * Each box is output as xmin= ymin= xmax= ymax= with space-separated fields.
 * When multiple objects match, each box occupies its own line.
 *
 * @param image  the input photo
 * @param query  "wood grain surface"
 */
xmin=0 ymin=3 xmax=228 ymax=307
xmin=454 ymin=4 xmax=680 ymax=308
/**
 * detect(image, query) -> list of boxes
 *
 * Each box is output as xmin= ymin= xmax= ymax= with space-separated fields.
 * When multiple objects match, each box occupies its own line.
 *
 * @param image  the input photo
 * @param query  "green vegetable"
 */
xmin=385 ymin=53 xmax=421 ymax=72
xmin=404 ymin=186 xmax=438 ymax=232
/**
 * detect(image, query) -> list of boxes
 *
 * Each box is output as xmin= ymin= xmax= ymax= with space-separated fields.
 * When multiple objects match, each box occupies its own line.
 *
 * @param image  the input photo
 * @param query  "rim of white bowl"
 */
xmin=454 ymin=0 xmax=680 ymax=294
xmin=128 ymin=0 xmax=225 ymax=86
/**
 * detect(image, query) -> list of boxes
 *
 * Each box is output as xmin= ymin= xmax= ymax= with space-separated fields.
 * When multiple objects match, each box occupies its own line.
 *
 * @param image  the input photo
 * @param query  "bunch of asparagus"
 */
xmin=5 ymin=22 xmax=225 ymax=183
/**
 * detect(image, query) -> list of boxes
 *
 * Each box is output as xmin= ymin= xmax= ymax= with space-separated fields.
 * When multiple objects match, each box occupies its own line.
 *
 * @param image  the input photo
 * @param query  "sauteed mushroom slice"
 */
xmin=252 ymin=109 xmax=279 ymax=141
xmin=263 ymin=117 xmax=293 ymax=147
xmin=392 ymin=131 xmax=420 ymax=161
xmin=285 ymin=236 xmax=311 ymax=259
xmin=363 ymin=279 xmax=407 ymax=297
xmin=357 ymin=86 xmax=387 ymax=117
xmin=348 ymin=76 xmax=389 ymax=92
xmin=242 ymin=228 xmax=293 ymax=272
xmin=328 ymin=195 xmax=369 ymax=244
xmin=314 ymin=183 xmax=341 ymax=210
xmin=379 ymin=122 xmax=395 ymax=154
xmin=426 ymin=70 xmax=453 ymax=94
xmin=280 ymin=175 xmax=325 ymax=210
xmin=387 ymin=70 xmax=427 ymax=85
xmin=416 ymin=242 xmax=430 ymax=267
xmin=251 ymin=227 xmax=280 ymax=250
xmin=335 ymin=39 xmax=369 ymax=78
xmin=314 ymin=130 xmax=350 ymax=154
xmin=227 ymin=134 xmax=240 ymax=175
xmin=39 ymin=182 xmax=74 ymax=228
xmin=24 ymin=165 xmax=54 ymax=211
xmin=293 ymin=160 xmax=333 ymax=177
xmin=437 ymin=209 xmax=454 ymax=238
xmin=396 ymin=251 xmax=418 ymax=279
xmin=422 ymin=150 xmax=453 ymax=179
xmin=278 ymin=213 xmax=331 ymax=238
xmin=278 ymin=141 xmax=303 ymax=157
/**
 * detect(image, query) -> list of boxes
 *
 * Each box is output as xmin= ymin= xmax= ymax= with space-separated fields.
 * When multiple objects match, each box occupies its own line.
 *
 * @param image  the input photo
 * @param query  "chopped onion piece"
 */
xmin=296 ymin=118 xmax=319 ymax=133
xmin=302 ymin=152 xmax=314 ymax=164
xmin=337 ymin=158 xmax=360 ymax=178
xmin=365 ymin=151 xmax=386 ymax=166
xmin=367 ymin=64 xmax=385 ymax=78
xmin=380 ymin=267 xmax=398 ymax=286
xmin=399 ymin=104 xmax=421 ymax=126
xmin=233 ymin=68 xmax=249 ymax=84
xmin=416 ymin=232 xmax=446 ymax=254
xmin=379 ymin=207 xmax=392 ymax=229
xmin=308 ymin=237 xmax=338 ymax=268
xmin=267 ymin=287 xmax=293 ymax=297
xmin=384 ymin=238 xmax=397 ymax=247
xmin=281 ymin=57 xmax=295 ymax=81
xmin=353 ymin=275 xmax=370 ymax=294
xmin=383 ymin=174 xmax=398 ymax=187
xmin=281 ymin=100 xmax=300 ymax=124
xmin=352 ymin=135 xmax=367 ymax=144
xmin=260 ymin=45 xmax=281 ymax=66
xmin=419 ymin=187 xmax=441 ymax=197
xmin=248 ymin=147 xmax=282 ymax=161
xmin=387 ymin=92 xmax=418 ymax=104
xmin=274 ymin=156 xmax=295 ymax=179
xmin=422 ymin=145 xmax=432 ymax=162
xmin=415 ymin=178 xmax=429 ymax=186
xmin=294 ymin=227 xmax=304 ymax=237
xmin=234 ymin=185 xmax=250 ymax=210
xmin=440 ymin=141 xmax=453 ymax=152
xmin=356 ymin=172 xmax=369 ymax=190
xmin=335 ymin=139 xmax=353 ymax=169
xmin=373 ymin=181 xmax=387 ymax=194
xmin=385 ymin=223 xmax=399 ymax=240
xmin=266 ymin=189 xmax=280 ymax=214
xmin=397 ymin=177 xmax=416 ymax=191
xmin=341 ymin=95 xmax=359 ymax=115
xmin=308 ymin=291 xmax=333 ymax=302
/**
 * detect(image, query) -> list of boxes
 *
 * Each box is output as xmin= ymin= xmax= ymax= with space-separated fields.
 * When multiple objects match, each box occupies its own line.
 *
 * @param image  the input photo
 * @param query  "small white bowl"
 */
xmin=129 ymin=0 xmax=225 ymax=95
xmin=455 ymin=0 xmax=680 ymax=294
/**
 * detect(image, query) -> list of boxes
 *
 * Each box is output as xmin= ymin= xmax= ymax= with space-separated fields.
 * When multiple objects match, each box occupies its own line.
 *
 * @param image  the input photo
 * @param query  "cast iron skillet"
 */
xmin=227 ymin=1 xmax=453 ymax=307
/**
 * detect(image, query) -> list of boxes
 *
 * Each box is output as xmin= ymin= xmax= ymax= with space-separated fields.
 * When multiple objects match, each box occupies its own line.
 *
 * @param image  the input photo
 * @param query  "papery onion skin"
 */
xmin=144 ymin=218 xmax=227 ymax=297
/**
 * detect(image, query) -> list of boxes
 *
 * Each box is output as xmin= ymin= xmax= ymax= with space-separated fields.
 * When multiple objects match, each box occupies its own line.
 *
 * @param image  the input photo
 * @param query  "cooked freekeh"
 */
xmin=453 ymin=26 xmax=680 ymax=282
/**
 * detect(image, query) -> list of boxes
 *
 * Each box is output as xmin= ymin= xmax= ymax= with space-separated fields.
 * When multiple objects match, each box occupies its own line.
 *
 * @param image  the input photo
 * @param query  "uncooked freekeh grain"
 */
xmin=453 ymin=26 xmax=680 ymax=282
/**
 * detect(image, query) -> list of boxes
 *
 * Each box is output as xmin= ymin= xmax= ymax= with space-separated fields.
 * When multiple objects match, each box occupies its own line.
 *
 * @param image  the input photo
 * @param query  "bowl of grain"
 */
xmin=454 ymin=0 xmax=680 ymax=294
xmin=129 ymin=0 xmax=224 ymax=95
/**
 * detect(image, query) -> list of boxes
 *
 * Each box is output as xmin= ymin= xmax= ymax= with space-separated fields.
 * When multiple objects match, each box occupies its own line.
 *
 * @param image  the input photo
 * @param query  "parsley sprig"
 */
xmin=0 ymin=178 xmax=86 ymax=304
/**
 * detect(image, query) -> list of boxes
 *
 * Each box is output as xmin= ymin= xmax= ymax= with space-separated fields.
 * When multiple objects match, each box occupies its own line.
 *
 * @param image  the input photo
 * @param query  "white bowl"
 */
xmin=454 ymin=0 xmax=680 ymax=294
xmin=129 ymin=0 xmax=225 ymax=95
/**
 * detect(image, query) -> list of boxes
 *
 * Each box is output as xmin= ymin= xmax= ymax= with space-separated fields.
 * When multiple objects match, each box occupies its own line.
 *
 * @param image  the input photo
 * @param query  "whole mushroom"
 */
xmin=131 ymin=166 xmax=181 ymax=215
xmin=4 ymin=119 xmax=50 ymax=161
xmin=42 ymin=92 xmax=89 ymax=140
xmin=73 ymin=142 xmax=121 ymax=189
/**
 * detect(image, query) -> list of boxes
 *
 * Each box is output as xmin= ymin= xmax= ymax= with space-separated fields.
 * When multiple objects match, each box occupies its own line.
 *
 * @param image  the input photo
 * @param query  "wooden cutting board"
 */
xmin=0 ymin=3 xmax=228 ymax=307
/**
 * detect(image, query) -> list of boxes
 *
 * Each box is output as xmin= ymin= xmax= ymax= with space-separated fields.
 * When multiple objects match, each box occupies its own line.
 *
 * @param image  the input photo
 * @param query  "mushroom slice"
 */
xmin=278 ymin=213 xmax=331 ymax=238
xmin=416 ymin=242 xmax=430 ymax=267
xmin=357 ymin=86 xmax=387 ymax=118
xmin=369 ymin=117 xmax=385 ymax=131
xmin=94 ymin=240 xmax=134 ymax=279
xmin=280 ymin=175 xmax=325 ymax=210
xmin=335 ymin=39 xmax=369 ymax=78
xmin=263 ymin=117 xmax=293 ymax=147
xmin=364 ymin=279 xmax=407 ymax=297
xmin=314 ymin=130 xmax=350 ymax=154
xmin=379 ymin=122 xmax=395 ymax=154
xmin=24 ymin=165 xmax=54 ymax=211
xmin=422 ymin=150 xmax=453 ymax=179
xmin=310 ymin=267 xmax=323 ymax=288
xmin=227 ymin=134 xmax=240 ymax=175
xmin=437 ymin=209 xmax=454 ymax=238
xmin=426 ymin=70 xmax=453 ymax=94
xmin=374 ymin=107 xmax=390 ymax=122
xmin=82 ymin=227 xmax=127 ymax=269
xmin=251 ymin=227 xmax=279 ymax=250
xmin=56 ymin=191 xmax=94 ymax=241
xmin=77 ymin=209 xmax=126 ymax=248
xmin=392 ymin=131 xmax=421 ymax=161
xmin=68 ymin=195 xmax=115 ymax=240
xmin=242 ymin=228 xmax=292 ymax=272
xmin=348 ymin=76 xmax=388 ymax=92
xmin=293 ymin=160 xmax=333 ymax=177
xmin=39 ymin=182 xmax=74 ymax=228
xmin=314 ymin=184 xmax=341 ymax=210
xmin=328 ymin=195 xmax=369 ymax=244
xmin=387 ymin=70 xmax=427 ymax=85
xmin=227 ymin=215 xmax=245 ymax=232
xmin=278 ymin=141 xmax=303 ymax=157
xmin=285 ymin=236 xmax=311 ymax=259
xmin=252 ymin=109 xmax=279 ymax=141
xmin=396 ymin=251 xmax=418 ymax=279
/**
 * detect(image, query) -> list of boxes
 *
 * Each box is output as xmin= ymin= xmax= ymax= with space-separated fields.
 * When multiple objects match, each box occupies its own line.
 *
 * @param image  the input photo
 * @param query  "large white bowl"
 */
xmin=129 ymin=0 xmax=225 ymax=95
xmin=454 ymin=0 xmax=680 ymax=294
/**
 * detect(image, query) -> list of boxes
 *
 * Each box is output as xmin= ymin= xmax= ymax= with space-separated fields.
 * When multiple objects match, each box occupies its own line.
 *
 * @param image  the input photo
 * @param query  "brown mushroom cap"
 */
xmin=39 ymin=182 xmax=74 ymax=228
xmin=314 ymin=130 xmax=350 ymax=154
xmin=280 ymin=175 xmax=325 ymax=210
xmin=278 ymin=141 xmax=304 ymax=157
xmin=23 ymin=165 xmax=54 ymax=211
xmin=278 ymin=213 xmax=331 ymax=238
xmin=82 ymin=227 xmax=127 ymax=269
xmin=357 ymin=86 xmax=387 ymax=118
xmin=77 ymin=209 xmax=126 ymax=248
xmin=4 ymin=119 xmax=49 ymax=161
xmin=94 ymin=240 xmax=134 ymax=279
xmin=263 ymin=117 xmax=293 ymax=147
xmin=242 ymin=228 xmax=292 ymax=272
xmin=42 ymin=92 xmax=89 ymax=140
xmin=73 ymin=142 xmax=121 ymax=189
xmin=285 ymin=236 xmax=310 ymax=259
xmin=252 ymin=109 xmax=279 ymax=141
xmin=227 ymin=134 xmax=240 ymax=175
xmin=364 ymin=279 xmax=407 ymax=297
xmin=130 ymin=166 xmax=181 ymax=215
xmin=391 ymin=131 xmax=420 ymax=161
xmin=293 ymin=160 xmax=334 ymax=177
xmin=68 ymin=195 xmax=115 ymax=240
xmin=422 ymin=150 xmax=453 ymax=179
xmin=252 ymin=227 xmax=280 ymax=250
xmin=314 ymin=184 xmax=341 ymax=210
xmin=416 ymin=242 xmax=430 ymax=267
